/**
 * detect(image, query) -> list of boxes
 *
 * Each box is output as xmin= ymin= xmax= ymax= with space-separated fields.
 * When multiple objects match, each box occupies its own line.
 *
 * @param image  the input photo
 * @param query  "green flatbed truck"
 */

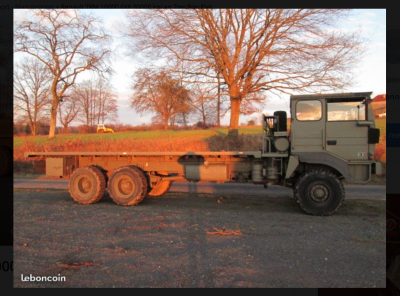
xmin=25 ymin=92 xmax=382 ymax=215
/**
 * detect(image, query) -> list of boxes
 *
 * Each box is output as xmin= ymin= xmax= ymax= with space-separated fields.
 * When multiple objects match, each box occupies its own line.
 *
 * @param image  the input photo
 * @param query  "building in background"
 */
xmin=372 ymin=94 xmax=386 ymax=118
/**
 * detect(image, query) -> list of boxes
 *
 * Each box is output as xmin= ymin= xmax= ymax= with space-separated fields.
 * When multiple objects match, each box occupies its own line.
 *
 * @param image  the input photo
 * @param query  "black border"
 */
xmin=5 ymin=3 xmax=391 ymax=293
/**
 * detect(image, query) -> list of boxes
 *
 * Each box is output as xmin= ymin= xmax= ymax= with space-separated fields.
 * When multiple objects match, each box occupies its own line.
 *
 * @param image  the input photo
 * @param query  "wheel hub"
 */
xmin=77 ymin=176 xmax=92 ymax=194
xmin=82 ymin=179 xmax=91 ymax=191
xmin=115 ymin=176 xmax=135 ymax=197
xmin=121 ymin=178 xmax=132 ymax=192
xmin=310 ymin=184 xmax=329 ymax=203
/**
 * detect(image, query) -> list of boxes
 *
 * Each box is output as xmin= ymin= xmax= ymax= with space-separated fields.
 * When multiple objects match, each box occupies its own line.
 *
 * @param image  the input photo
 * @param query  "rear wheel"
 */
xmin=293 ymin=170 xmax=345 ymax=216
xmin=68 ymin=166 xmax=106 ymax=204
xmin=108 ymin=166 xmax=148 ymax=206
xmin=90 ymin=165 xmax=109 ymax=186
xmin=148 ymin=181 xmax=173 ymax=196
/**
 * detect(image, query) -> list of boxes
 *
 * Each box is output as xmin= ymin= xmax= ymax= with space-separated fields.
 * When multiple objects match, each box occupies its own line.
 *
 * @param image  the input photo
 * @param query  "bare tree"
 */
xmin=191 ymin=85 xmax=217 ymax=127
xmin=14 ymin=9 xmax=112 ymax=138
xmin=125 ymin=9 xmax=363 ymax=137
xmin=13 ymin=58 xmax=51 ymax=135
xmin=174 ymin=104 xmax=194 ymax=128
xmin=240 ymin=92 xmax=267 ymax=116
xmin=72 ymin=80 xmax=96 ymax=132
xmin=95 ymin=78 xmax=118 ymax=124
xmin=131 ymin=68 xmax=191 ymax=130
xmin=58 ymin=97 xmax=79 ymax=133
xmin=216 ymin=73 xmax=222 ymax=127
xmin=72 ymin=78 xmax=118 ymax=132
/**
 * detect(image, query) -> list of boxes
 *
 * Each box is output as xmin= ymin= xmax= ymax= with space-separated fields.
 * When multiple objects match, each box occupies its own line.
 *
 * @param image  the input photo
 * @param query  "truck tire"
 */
xmin=108 ymin=166 xmax=148 ymax=206
xmin=274 ymin=111 xmax=287 ymax=132
xmin=69 ymin=166 xmax=106 ymax=204
xmin=99 ymin=129 xmax=104 ymax=133
xmin=0 ymin=146 xmax=12 ymax=177
xmin=148 ymin=181 xmax=173 ymax=196
xmin=90 ymin=165 xmax=109 ymax=186
xmin=293 ymin=170 xmax=345 ymax=216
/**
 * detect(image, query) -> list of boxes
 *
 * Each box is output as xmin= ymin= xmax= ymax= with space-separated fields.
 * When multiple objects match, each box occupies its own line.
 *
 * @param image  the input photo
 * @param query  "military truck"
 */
xmin=25 ymin=92 xmax=382 ymax=215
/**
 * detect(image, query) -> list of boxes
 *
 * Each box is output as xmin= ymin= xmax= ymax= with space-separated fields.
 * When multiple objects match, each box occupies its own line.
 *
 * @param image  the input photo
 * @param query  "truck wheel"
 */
xmin=99 ymin=129 xmax=104 ymax=133
xmin=293 ymin=170 xmax=345 ymax=216
xmin=0 ymin=146 xmax=12 ymax=177
xmin=148 ymin=181 xmax=173 ymax=196
xmin=108 ymin=166 xmax=148 ymax=206
xmin=69 ymin=166 xmax=106 ymax=204
xmin=90 ymin=165 xmax=109 ymax=186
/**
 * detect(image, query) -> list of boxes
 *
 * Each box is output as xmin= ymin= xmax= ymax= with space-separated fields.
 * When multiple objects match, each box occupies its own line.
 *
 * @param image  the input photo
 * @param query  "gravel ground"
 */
xmin=14 ymin=188 xmax=386 ymax=288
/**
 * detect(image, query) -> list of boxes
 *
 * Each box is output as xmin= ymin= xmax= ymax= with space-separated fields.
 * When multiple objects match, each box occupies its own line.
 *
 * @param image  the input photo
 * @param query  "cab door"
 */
xmin=325 ymin=98 xmax=369 ymax=161
xmin=291 ymin=99 xmax=325 ymax=153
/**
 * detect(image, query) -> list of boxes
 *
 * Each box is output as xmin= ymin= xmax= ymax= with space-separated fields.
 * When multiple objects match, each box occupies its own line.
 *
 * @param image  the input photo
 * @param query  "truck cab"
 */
xmin=289 ymin=92 xmax=381 ymax=183
xmin=259 ymin=92 xmax=382 ymax=215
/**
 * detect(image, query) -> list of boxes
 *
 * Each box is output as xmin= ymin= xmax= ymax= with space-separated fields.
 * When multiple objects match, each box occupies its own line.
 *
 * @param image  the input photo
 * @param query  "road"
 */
xmin=13 ymin=179 xmax=386 ymax=200
xmin=13 ymin=178 xmax=386 ymax=287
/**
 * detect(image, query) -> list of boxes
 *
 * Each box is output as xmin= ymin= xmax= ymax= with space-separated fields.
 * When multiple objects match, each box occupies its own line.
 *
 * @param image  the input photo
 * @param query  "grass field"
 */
xmin=13 ymin=126 xmax=264 ymax=165
xmin=13 ymin=126 xmax=262 ymax=149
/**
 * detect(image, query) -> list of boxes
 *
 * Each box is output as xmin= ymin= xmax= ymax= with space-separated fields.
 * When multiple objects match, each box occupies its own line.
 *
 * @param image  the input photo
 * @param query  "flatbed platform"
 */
xmin=24 ymin=151 xmax=264 ymax=158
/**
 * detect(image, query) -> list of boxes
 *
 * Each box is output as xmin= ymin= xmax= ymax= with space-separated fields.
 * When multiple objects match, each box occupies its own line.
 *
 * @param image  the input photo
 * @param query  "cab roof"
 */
xmin=291 ymin=92 xmax=373 ymax=101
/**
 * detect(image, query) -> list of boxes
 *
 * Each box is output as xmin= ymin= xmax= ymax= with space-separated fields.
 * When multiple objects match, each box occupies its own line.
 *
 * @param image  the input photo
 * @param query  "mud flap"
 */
xmin=285 ymin=155 xmax=299 ymax=179
xmin=373 ymin=161 xmax=382 ymax=176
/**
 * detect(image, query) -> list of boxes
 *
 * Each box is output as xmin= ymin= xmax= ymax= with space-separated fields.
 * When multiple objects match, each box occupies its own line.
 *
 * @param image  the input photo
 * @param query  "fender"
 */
xmin=290 ymin=152 xmax=352 ymax=181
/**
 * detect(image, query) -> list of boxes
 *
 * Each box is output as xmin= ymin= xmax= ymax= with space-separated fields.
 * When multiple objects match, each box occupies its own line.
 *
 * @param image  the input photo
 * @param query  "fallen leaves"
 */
xmin=217 ymin=197 xmax=227 ymax=204
xmin=57 ymin=262 xmax=100 ymax=269
xmin=206 ymin=227 xmax=243 ymax=236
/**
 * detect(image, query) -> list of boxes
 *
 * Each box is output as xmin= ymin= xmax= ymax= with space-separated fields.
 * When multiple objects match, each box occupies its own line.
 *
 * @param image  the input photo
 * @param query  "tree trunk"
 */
xmin=49 ymin=80 xmax=60 ymax=138
xmin=228 ymin=98 xmax=241 ymax=138
xmin=32 ymin=112 xmax=37 ymax=136
xmin=217 ymin=74 xmax=221 ymax=127
xmin=64 ymin=124 xmax=69 ymax=134
xmin=48 ymin=100 xmax=58 ymax=138
xmin=163 ymin=115 xmax=169 ymax=130
xmin=30 ymin=122 xmax=36 ymax=136
xmin=31 ymin=125 xmax=36 ymax=136
xmin=182 ymin=113 xmax=187 ymax=127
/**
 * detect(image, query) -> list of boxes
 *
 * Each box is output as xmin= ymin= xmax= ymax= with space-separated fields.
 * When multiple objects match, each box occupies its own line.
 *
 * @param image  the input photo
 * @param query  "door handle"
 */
xmin=327 ymin=140 xmax=337 ymax=145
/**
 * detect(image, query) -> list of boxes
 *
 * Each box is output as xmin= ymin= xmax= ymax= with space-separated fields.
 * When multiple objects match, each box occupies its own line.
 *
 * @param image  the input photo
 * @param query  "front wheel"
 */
xmin=293 ymin=170 xmax=345 ymax=216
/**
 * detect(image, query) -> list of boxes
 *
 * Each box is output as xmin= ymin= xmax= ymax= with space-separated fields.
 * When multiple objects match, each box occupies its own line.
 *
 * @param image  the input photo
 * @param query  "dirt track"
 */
xmin=14 ymin=186 xmax=385 ymax=288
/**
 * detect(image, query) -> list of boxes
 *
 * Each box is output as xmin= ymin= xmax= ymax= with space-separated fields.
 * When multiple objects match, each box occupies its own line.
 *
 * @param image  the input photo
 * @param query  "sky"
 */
xmin=14 ymin=9 xmax=386 ymax=126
